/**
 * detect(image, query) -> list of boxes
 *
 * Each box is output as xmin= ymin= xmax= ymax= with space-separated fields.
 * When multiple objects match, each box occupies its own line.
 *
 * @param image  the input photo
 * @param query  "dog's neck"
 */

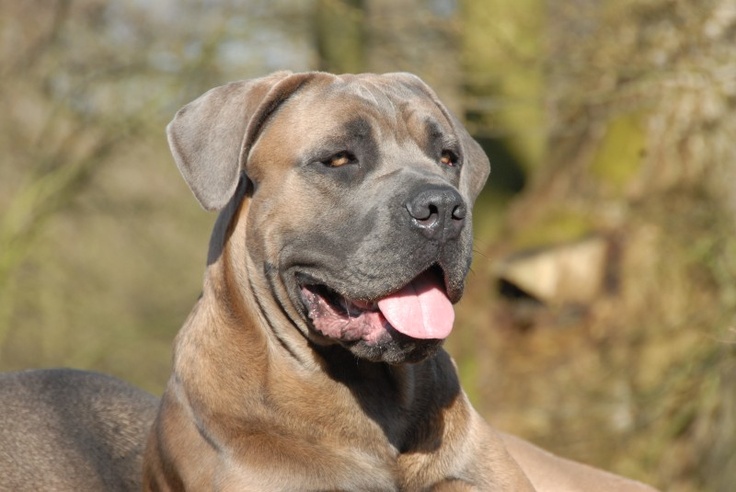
xmin=171 ymin=177 xmax=465 ymax=458
xmin=175 ymin=292 xmax=462 ymax=456
xmin=206 ymin=176 xmax=250 ymax=268
xmin=176 ymin=258 xmax=461 ymax=456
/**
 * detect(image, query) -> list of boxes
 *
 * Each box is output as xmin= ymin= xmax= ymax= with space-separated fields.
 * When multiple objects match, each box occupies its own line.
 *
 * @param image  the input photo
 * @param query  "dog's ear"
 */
xmin=443 ymin=109 xmax=491 ymax=205
xmin=384 ymin=73 xmax=491 ymax=205
xmin=167 ymin=71 xmax=317 ymax=211
xmin=453 ymin=114 xmax=491 ymax=205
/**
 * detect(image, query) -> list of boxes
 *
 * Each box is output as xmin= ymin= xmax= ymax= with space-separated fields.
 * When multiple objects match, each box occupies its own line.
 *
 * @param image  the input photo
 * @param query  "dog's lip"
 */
xmin=298 ymin=280 xmax=389 ymax=345
xmin=295 ymin=264 xmax=448 ymax=306
xmin=296 ymin=264 xmax=454 ymax=342
xmin=300 ymin=283 xmax=379 ymax=315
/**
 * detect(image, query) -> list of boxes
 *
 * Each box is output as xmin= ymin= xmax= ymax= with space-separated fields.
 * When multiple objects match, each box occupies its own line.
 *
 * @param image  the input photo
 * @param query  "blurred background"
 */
xmin=1 ymin=1 xmax=734 ymax=490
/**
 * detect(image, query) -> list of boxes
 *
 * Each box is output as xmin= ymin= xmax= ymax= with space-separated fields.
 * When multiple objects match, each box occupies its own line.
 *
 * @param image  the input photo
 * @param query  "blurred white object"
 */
xmin=496 ymin=236 xmax=609 ymax=305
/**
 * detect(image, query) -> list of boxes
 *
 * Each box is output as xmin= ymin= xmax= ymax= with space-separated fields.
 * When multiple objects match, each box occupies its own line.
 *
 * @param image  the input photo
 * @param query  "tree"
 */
xmin=458 ymin=1 xmax=736 ymax=490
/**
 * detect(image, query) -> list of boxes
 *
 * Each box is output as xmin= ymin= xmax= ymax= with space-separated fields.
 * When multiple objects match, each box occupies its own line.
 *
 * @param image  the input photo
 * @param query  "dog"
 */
xmin=141 ymin=71 xmax=657 ymax=491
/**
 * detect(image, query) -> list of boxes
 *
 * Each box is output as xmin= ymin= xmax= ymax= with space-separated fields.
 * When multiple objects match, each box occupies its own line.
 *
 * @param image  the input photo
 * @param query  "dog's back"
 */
xmin=0 ymin=368 xmax=158 ymax=492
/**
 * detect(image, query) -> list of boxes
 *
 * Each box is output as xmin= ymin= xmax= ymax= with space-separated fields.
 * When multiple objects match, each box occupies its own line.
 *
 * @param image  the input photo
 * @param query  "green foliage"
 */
xmin=511 ymin=207 xmax=595 ymax=251
xmin=460 ymin=0 xmax=545 ymax=172
xmin=314 ymin=0 xmax=366 ymax=72
xmin=590 ymin=113 xmax=646 ymax=193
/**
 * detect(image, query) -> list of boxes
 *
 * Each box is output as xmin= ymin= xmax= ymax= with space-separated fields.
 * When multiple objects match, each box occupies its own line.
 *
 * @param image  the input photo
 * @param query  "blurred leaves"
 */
xmin=0 ymin=0 xmax=314 ymax=383
xmin=455 ymin=1 xmax=736 ymax=491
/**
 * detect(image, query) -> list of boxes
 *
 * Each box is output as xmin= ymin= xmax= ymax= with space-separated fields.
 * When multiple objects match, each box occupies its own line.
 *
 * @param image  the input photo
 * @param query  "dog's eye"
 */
xmin=323 ymin=151 xmax=356 ymax=168
xmin=440 ymin=150 xmax=459 ymax=167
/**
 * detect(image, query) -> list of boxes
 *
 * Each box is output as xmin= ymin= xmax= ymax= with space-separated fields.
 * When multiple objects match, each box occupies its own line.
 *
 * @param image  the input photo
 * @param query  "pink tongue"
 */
xmin=377 ymin=272 xmax=455 ymax=340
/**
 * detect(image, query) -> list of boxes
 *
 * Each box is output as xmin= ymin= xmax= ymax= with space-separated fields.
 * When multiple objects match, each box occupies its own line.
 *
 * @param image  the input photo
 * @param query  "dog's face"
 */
xmin=167 ymin=72 xmax=490 ymax=364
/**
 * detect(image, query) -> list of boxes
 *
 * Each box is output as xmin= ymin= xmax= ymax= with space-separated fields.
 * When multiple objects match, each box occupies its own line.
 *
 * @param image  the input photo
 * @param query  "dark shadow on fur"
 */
xmin=315 ymin=343 xmax=462 ymax=454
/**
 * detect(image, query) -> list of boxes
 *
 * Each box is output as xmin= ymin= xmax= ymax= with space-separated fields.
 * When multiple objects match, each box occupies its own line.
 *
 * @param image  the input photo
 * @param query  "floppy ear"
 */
xmin=384 ymin=72 xmax=491 ymax=205
xmin=451 ymin=114 xmax=491 ymax=205
xmin=167 ymin=71 xmax=317 ymax=211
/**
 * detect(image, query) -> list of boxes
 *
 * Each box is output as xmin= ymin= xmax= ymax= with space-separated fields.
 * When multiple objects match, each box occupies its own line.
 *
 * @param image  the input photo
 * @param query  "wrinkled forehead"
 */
xmin=247 ymin=74 xmax=461 ymax=171
xmin=286 ymin=75 xmax=454 ymax=143
xmin=331 ymin=74 xmax=430 ymax=115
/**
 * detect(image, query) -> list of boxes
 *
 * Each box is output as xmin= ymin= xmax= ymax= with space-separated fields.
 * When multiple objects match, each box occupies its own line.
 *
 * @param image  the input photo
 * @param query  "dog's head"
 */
xmin=168 ymin=71 xmax=490 ymax=364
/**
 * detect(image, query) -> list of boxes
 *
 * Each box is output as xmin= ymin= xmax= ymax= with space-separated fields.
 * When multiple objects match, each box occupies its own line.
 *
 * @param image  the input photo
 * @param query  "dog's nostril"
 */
xmin=451 ymin=205 xmax=466 ymax=221
xmin=414 ymin=204 xmax=439 ymax=222
xmin=407 ymin=202 xmax=437 ymax=221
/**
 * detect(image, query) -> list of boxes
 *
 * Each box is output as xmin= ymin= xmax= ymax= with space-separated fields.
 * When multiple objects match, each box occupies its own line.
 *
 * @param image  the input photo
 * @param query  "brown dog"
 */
xmin=142 ymin=72 xmax=657 ymax=491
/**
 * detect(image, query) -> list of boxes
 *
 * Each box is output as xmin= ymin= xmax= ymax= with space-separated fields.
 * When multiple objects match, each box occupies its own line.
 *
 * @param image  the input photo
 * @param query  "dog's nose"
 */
xmin=406 ymin=186 xmax=466 ymax=241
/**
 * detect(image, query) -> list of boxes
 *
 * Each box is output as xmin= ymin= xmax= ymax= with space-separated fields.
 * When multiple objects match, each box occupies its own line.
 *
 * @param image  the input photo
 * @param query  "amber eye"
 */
xmin=324 ymin=151 xmax=355 ymax=167
xmin=440 ymin=150 xmax=458 ymax=167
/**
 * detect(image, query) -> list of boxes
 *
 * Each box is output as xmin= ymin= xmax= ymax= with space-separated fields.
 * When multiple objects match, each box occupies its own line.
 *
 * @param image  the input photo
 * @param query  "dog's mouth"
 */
xmin=299 ymin=266 xmax=455 ymax=344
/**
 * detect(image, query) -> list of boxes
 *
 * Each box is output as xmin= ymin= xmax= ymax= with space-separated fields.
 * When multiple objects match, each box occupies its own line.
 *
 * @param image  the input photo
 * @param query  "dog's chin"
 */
xmin=345 ymin=334 xmax=444 ymax=365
